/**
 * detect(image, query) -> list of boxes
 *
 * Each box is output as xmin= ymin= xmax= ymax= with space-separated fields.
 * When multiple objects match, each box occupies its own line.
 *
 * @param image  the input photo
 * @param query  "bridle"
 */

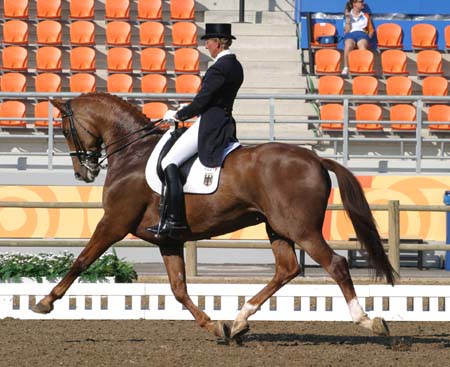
xmin=61 ymin=100 xmax=163 ymax=174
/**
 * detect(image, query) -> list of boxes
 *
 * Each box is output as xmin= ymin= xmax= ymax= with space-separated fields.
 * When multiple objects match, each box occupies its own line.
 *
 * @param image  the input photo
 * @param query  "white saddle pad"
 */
xmin=145 ymin=128 xmax=240 ymax=195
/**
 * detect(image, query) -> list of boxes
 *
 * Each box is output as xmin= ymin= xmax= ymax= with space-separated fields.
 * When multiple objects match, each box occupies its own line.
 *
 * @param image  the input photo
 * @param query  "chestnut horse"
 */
xmin=33 ymin=93 xmax=396 ymax=340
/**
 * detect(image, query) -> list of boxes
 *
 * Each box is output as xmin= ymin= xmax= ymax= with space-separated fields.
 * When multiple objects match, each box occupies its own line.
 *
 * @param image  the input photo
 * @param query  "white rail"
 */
xmin=0 ymin=284 xmax=449 ymax=321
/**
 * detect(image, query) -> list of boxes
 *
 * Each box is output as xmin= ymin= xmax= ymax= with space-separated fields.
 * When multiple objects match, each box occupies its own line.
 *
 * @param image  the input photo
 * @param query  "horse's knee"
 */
xmin=327 ymin=254 xmax=351 ymax=283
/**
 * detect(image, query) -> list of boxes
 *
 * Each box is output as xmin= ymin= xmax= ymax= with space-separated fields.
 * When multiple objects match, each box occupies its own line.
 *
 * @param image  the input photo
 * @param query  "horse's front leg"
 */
xmin=32 ymin=216 xmax=127 ymax=314
xmin=159 ymin=244 xmax=230 ymax=340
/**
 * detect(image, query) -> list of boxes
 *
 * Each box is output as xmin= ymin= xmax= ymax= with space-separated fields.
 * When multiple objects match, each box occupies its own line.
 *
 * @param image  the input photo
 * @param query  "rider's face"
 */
xmin=205 ymin=38 xmax=221 ymax=58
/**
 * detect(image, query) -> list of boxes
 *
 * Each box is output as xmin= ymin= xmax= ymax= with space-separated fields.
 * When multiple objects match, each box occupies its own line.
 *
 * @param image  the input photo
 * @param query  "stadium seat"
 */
xmin=172 ymin=22 xmax=198 ymax=47
xmin=355 ymin=104 xmax=383 ymax=130
xmin=106 ymin=21 xmax=131 ymax=47
xmin=386 ymin=76 xmax=412 ymax=96
xmin=142 ymin=102 xmax=168 ymax=120
xmin=175 ymin=74 xmax=201 ymax=93
xmin=0 ymin=100 xmax=26 ymax=127
xmin=416 ymin=50 xmax=443 ymax=76
xmin=137 ymin=0 xmax=162 ymax=21
xmin=4 ymin=0 xmax=28 ymax=19
xmin=139 ymin=22 xmax=165 ymax=47
xmin=70 ymin=47 xmax=96 ymax=72
xmin=445 ymin=25 xmax=450 ymax=51
xmin=37 ymin=0 xmax=61 ymax=19
xmin=69 ymin=73 xmax=96 ymax=92
xmin=310 ymin=22 xmax=337 ymax=49
xmin=36 ymin=20 xmax=62 ymax=45
xmin=319 ymin=103 xmax=344 ymax=130
xmin=422 ymin=76 xmax=448 ymax=96
xmin=411 ymin=23 xmax=437 ymax=51
xmin=2 ymin=46 xmax=28 ymax=72
xmin=3 ymin=20 xmax=28 ymax=45
xmin=390 ymin=104 xmax=416 ymax=131
xmin=318 ymin=75 xmax=344 ymax=95
xmin=170 ymin=0 xmax=195 ymax=21
xmin=348 ymin=49 xmax=375 ymax=76
xmin=427 ymin=104 xmax=450 ymax=130
xmin=314 ymin=49 xmax=341 ymax=75
xmin=70 ymin=21 xmax=96 ymax=46
xmin=352 ymin=75 xmax=378 ymax=95
xmin=70 ymin=0 xmax=94 ymax=19
xmin=376 ymin=23 xmax=403 ymax=49
xmin=140 ymin=48 xmax=166 ymax=73
xmin=141 ymin=74 xmax=167 ymax=93
xmin=1 ymin=72 xmax=26 ymax=92
xmin=34 ymin=101 xmax=61 ymax=127
xmin=36 ymin=46 xmax=62 ymax=72
xmin=105 ymin=0 xmax=130 ymax=20
xmin=107 ymin=73 xmax=133 ymax=93
xmin=35 ymin=72 xmax=61 ymax=92
xmin=107 ymin=47 xmax=133 ymax=73
xmin=174 ymin=48 xmax=200 ymax=73
xmin=381 ymin=49 xmax=409 ymax=77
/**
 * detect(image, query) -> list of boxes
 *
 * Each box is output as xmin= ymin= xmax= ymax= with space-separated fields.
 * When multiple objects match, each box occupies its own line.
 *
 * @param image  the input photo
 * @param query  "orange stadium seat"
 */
xmin=427 ymin=104 xmax=450 ymax=130
xmin=318 ymin=75 xmax=344 ymax=95
xmin=70 ymin=21 xmax=96 ymax=46
xmin=141 ymin=74 xmax=167 ymax=93
xmin=137 ymin=0 xmax=162 ymax=21
xmin=381 ymin=49 xmax=408 ymax=77
xmin=70 ymin=47 xmax=96 ymax=72
xmin=422 ymin=76 xmax=448 ymax=96
xmin=139 ymin=21 xmax=165 ymax=47
xmin=107 ymin=73 xmax=133 ymax=93
xmin=390 ymin=104 xmax=416 ymax=131
xmin=376 ymin=23 xmax=403 ymax=49
xmin=314 ymin=49 xmax=341 ymax=75
xmin=411 ymin=23 xmax=437 ymax=51
xmin=170 ymin=0 xmax=195 ymax=21
xmin=2 ymin=46 xmax=28 ymax=72
xmin=174 ymin=48 xmax=200 ymax=73
xmin=36 ymin=20 xmax=62 ymax=45
xmin=3 ymin=20 xmax=29 ymax=45
xmin=0 ymin=100 xmax=26 ymax=127
xmin=311 ymin=23 xmax=337 ymax=49
xmin=37 ymin=0 xmax=61 ymax=19
xmin=4 ymin=0 xmax=28 ymax=19
xmin=70 ymin=73 xmax=96 ymax=92
xmin=143 ymin=102 xmax=168 ymax=120
xmin=175 ymin=74 xmax=201 ymax=93
xmin=106 ymin=21 xmax=132 ymax=47
xmin=107 ymin=47 xmax=133 ymax=73
xmin=320 ymin=103 xmax=344 ymax=130
xmin=70 ymin=0 xmax=94 ymax=20
xmin=36 ymin=46 xmax=62 ymax=72
xmin=35 ymin=72 xmax=61 ymax=92
xmin=140 ymin=48 xmax=166 ymax=73
xmin=1 ymin=72 xmax=26 ymax=92
xmin=416 ymin=50 xmax=443 ymax=77
xmin=386 ymin=76 xmax=412 ymax=96
xmin=352 ymin=75 xmax=378 ymax=95
xmin=172 ymin=22 xmax=198 ymax=47
xmin=355 ymin=104 xmax=383 ymax=130
xmin=34 ymin=101 xmax=62 ymax=127
xmin=348 ymin=49 xmax=375 ymax=76
xmin=105 ymin=0 xmax=130 ymax=20
xmin=445 ymin=25 xmax=450 ymax=51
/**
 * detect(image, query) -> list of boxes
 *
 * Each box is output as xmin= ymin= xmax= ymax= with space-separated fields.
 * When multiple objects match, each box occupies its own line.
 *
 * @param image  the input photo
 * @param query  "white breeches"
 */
xmin=161 ymin=117 xmax=200 ymax=170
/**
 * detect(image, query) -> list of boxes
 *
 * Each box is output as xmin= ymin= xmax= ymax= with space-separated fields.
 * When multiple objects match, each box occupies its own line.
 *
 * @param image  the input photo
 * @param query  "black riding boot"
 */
xmin=146 ymin=164 xmax=187 ymax=239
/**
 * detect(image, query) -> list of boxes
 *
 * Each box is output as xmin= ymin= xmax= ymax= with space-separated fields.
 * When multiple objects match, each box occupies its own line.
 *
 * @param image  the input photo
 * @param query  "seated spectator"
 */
xmin=341 ymin=0 xmax=374 ymax=75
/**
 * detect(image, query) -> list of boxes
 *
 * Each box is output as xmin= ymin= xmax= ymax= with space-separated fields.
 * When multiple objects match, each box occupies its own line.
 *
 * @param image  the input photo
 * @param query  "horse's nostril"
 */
xmin=74 ymin=172 xmax=82 ymax=180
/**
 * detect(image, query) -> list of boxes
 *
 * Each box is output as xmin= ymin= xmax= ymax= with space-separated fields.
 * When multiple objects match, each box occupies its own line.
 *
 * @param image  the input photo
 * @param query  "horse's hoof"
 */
xmin=230 ymin=321 xmax=250 ymax=339
xmin=214 ymin=321 xmax=231 ymax=341
xmin=31 ymin=301 xmax=53 ymax=314
xmin=372 ymin=317 xmax=390 ymax=336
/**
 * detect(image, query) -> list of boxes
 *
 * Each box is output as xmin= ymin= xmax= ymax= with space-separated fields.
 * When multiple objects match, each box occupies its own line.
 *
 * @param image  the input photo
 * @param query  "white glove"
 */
xmin=163 ymin=110 xmax=178 ymax=122
xmin=177 ymin=103 xmax=189 ymax=111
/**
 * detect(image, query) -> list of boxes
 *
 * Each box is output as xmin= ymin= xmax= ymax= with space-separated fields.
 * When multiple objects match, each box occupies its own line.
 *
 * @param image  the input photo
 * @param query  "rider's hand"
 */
xmin=163 ymin=110 xmax=178 ymax=122
xmin=177 ymin=103 xmax=189 ymax=111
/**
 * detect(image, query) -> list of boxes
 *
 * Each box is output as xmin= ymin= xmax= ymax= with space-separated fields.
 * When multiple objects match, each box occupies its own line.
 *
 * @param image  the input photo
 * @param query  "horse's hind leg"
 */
xmin=300 ymin=231 xmax=389 ymax=336
xmin=230 ymin=223 xmax=301 ymax=339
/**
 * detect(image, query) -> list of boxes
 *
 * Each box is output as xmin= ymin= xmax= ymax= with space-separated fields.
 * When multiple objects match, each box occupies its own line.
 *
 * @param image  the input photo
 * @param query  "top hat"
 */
xmin=201 ymin=23 xmax=236 ymax=40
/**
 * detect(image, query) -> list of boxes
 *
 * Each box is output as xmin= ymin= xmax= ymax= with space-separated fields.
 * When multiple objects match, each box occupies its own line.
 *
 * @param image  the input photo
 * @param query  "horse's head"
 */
xmin=51 ymin=98 xmax=103 ymax=183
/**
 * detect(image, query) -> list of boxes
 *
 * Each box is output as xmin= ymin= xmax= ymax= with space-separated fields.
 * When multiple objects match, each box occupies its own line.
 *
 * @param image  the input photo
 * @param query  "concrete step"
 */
xmin=241 ymin=72 xmax=306 ymax=88
xmin=234 ymin=100 xmax=318 ymax=116
xmin=197 ymin=0 xmax=295 ymax=12
xmin=234 ymin=48 xmax=301 ymax=62
xmin=204 ymin=11 xmax=296 ymax=24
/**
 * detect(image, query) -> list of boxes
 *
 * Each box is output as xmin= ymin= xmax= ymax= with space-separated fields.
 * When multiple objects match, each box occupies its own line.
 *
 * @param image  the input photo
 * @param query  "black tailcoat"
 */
xmin=176 ymin=53 xmax=244 ymax=167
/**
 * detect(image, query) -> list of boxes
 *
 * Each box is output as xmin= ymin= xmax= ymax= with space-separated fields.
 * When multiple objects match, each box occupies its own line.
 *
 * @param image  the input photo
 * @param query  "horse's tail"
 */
xmin=320 ymin=158 xmax=397 ymax=286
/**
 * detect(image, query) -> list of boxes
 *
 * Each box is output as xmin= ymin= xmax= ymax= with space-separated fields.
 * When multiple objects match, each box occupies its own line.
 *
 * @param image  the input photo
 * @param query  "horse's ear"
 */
xmin=50 ymin=98 xmax=67 ymax=114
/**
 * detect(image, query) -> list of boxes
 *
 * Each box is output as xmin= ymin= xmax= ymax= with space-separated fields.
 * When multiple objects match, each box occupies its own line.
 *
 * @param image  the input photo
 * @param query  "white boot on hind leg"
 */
xmin=348 ymin=298 xmax=390 ymax=336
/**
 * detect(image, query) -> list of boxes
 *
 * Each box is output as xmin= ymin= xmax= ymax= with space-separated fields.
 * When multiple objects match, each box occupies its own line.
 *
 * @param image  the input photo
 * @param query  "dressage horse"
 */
xmin=33 ymin=93 xmax=396 ymax=340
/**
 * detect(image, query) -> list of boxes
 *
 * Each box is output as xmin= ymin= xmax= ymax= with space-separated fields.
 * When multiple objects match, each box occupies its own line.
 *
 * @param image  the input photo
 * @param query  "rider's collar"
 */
xmin=212 ymin=49 xmax=233 ymax=64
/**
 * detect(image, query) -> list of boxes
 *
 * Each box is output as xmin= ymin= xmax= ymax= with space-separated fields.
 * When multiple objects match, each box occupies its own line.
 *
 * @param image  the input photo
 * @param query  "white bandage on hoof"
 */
xmin=348 ymin=298 xmax=370 ymax=326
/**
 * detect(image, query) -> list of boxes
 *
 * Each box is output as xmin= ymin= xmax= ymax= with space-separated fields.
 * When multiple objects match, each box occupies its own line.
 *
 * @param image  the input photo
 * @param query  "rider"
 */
xmin=147 ymin=23 xmax=244 ymax=238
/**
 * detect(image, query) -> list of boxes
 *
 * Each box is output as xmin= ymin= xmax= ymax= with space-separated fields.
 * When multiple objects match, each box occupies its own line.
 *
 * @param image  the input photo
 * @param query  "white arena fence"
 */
xmin=1 ymin=283 xmax=449 ymax=322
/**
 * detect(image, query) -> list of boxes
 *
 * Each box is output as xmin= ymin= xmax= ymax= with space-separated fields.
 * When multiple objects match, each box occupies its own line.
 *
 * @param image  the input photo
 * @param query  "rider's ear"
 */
xmin=50 ymin=99 xmax=67 ymax=114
